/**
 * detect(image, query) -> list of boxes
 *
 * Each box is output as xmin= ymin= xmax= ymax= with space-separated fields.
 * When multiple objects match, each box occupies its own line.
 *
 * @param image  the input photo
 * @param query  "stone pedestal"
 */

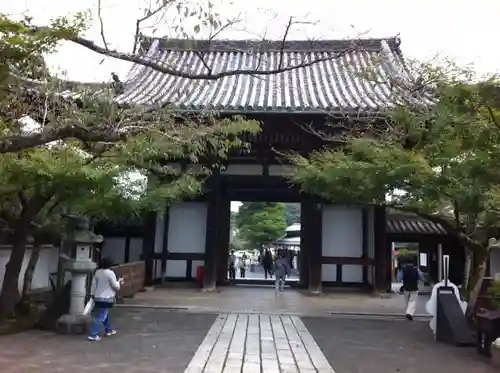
xmin=56 ymin=261 xmax=97 ymax=335
xmin=55 ymin=216 xmax=102 ymax=335
xmin=55 ymin=313 xmax=92 ymax=335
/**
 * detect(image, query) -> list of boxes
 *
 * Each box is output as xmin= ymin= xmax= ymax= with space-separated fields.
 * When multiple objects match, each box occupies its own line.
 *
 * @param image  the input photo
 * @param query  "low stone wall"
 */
xmin=110 ymin=261 xmax=145 ymax=298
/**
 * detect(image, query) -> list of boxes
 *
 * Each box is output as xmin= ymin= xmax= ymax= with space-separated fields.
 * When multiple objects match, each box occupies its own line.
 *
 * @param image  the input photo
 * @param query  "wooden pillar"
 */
xmin=362 ymin=208 xmax=369 ymax=287
xmin=142 ymin=212 xmax=156 ymax=286
xmin=299 ymin=199 xmax=309 ymax=288
xmin=216 ymin=196 xmax=231 ymax=285
xmin=159 ymin=207 xmax=170 ymax=283
xmin=203 ymin=170 xmax=221 ymax=291
xmin=373 ymin=206 xmax=389 ymax=292
xmin=302 ymin=197 xmax=322 ymax=294
xmin=124 ymin=237 xmax=131 ymax=263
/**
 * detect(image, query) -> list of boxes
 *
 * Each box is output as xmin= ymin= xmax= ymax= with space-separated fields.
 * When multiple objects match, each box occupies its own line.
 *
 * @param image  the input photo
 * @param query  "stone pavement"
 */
xmin=0 ymin=309 xmax=216 ymax=373
xmin=304 ymin=316 xmax=500 ymax=373
xmin=0 ymin=308 xmax=498 ymax=373
xmin=120 ymin=286 xmax=430 ymax=317
xmin=184 ymin=314 xmax=333 ymax=373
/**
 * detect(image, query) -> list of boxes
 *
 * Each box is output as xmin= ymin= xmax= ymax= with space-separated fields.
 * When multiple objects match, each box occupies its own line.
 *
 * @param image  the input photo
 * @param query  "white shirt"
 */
xmin=90 ymin=268 xmax=120 ymax=299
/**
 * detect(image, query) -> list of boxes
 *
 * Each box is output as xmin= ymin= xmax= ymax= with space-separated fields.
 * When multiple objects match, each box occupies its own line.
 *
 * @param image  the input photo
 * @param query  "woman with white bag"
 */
xmin=87 ymin=258 xmax=124 ymax=341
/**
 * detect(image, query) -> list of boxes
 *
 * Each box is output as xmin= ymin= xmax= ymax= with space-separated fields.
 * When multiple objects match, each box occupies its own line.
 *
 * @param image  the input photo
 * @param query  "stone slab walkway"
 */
xmin=121 ymin=287 xmax=430 ymax=317
xmin=184 ymin=314 xmax=334 ymax=373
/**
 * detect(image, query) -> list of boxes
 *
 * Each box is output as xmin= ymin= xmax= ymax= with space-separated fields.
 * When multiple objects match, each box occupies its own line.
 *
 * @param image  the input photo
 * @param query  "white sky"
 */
xmin=3 ymin=0 xmax=499 ymax=82
xmin=4 ymin=0 xmax=498 ymax=213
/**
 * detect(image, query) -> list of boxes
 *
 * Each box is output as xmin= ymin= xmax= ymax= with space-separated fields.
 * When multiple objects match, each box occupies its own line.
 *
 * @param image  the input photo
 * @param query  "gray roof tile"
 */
xmin=115 ymin=37 xmax=416 ymax=113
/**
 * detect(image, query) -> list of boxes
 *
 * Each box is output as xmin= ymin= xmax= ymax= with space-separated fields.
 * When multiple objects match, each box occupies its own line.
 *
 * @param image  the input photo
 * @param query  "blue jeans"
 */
xmin=88 ymin=307 xmax=113 ymax=337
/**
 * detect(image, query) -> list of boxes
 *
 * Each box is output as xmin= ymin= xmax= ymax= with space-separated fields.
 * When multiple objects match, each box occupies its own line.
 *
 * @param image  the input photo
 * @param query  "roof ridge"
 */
xmin=138 ymin=35 xmax=400 ymax=54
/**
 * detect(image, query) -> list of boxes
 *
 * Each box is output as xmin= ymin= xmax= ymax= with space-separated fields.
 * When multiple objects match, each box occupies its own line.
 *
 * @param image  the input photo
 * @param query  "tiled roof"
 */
xmin=387 ymin=215 xmax=448 ymax=235
xmin=114 ymin=37 xmax=418 ymax=113
xmin=275 ymin=236 xmax=300 ymax=246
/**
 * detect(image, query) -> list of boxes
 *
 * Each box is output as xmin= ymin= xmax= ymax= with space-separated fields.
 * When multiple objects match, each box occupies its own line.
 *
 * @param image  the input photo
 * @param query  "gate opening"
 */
xmin=229 ymin=201 xmax=301 ymax=287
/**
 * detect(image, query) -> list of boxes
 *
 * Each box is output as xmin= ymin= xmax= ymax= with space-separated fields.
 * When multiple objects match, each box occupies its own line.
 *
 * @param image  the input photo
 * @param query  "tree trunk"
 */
xmin=0 ymin=226 xmax=30 ymax=317
xmin=21 ymin=242 xmax=41 ymax=301
xmin=465 ymin=245 xmax=490 ymax=317
xmin=462 ymin=248 xmax=473 ymax=291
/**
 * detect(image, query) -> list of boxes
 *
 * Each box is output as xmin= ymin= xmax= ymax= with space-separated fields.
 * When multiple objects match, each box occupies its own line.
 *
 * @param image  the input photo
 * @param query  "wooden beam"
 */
xmin=373 ymin=206 xmax=389 ymax=292
xmin=216 ymin=197 xmax=231 ymax=285
xmin=321 ymin=257 xmax=375 ymax=265
xmin=124 ymin=237 xmax=131 ymax=263
xmin=362 ymin=208 xmax=369 ymax=285
xmin=203 ymin=170 xmax=221 ymax=290
xmin=142 ymin=212 xmax=156 ymax=286
xmin=149 ymin=252 xmax=205 ymax=261
xmin=336 ymin=264 xmax=342 ymax=282
xmin=303 ymin=197 xmax=322 ymax=294
xmin=160 ymin=207 xmax=170 ymax=283
xmin=299 ymin=204 xmax=309 ymax=288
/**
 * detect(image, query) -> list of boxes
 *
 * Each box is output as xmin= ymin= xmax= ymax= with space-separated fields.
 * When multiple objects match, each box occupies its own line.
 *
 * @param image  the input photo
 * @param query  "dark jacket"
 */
xmin=402 ymin=265 xmax=424 ymax=291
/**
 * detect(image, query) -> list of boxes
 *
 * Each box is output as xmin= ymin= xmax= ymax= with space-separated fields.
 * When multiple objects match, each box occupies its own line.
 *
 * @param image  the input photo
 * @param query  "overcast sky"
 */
xmin=4 ymin=0 xmax=499 ymax=82
xmin=4 ymin=0 xmax=497 ymax=212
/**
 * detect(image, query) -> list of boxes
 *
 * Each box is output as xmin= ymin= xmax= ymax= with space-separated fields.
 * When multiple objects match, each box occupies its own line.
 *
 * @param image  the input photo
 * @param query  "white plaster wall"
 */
xmin=342 ymin=265 xmax=363 ymax=283
xmin=166 ymin=260 xmax=187 ymax=278
xmin=490 ymin=249 xmax=500 ymax=278
xmin=154 ymin=211 xmax=165 ymax=254
xmin=168 ymin=203 xmax=207 ymax=253
xmin=129 ymin=238 xmax=143 ymax=262
xmin=321 ymin=264 xmax=337 ymax=281
xmin=322 ymin=205 xmax=363 ymax=257
xmin=221 ymin=164 xmax=263 ymax=175
xmin=322 ymin=205 xmax=364 ymax=283
xmin=167 ymin=202 xmax=207 ymax=278
xmin=0 ymin=245 xmax=58 ymax=292
xmin=101 ymin=237 xmax=126 ymax=264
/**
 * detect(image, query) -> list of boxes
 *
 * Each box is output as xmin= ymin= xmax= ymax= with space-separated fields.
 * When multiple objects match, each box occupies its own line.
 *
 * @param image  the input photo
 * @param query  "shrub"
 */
xmin=487 ymin=280 xmax=500 ymax=309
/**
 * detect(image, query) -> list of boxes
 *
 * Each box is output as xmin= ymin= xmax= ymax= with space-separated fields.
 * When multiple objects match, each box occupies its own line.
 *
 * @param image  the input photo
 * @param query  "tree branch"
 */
xmin=96 ymin=0 xmax=109 ymax=51
xmin=0 ymin=125 xmax=127 ymax=154
xmin=17 ymin=191 xmax=28 ymax=210
xmin=132 ymin=1 xmax=172 ymax=54
xmin=46 ymin=30 xmax=356 ymax=80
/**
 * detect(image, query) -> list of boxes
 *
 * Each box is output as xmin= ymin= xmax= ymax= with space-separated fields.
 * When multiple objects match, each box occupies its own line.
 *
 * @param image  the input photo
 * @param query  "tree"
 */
xmin=287 ymin=62 xmax=500 ymax=316
xmin=284 ymin=203 xmax=301 ymax=226
xmin=0 ymin=2 xmax=363 ymax=151
xmin=0 ymin=12 xmax=260 ymax=317
xmin=0 ymin=1 xmax=362 ymax=317
xmin=234 ymin=202 xmax=287 ymax=252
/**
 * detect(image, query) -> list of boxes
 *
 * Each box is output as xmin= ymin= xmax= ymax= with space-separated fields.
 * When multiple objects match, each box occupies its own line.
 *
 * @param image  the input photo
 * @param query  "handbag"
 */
xmin=83 ymin=298 xmax=95 ymax=316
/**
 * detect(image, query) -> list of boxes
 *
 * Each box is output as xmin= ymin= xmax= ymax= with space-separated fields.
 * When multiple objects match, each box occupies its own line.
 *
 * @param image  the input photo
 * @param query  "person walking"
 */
xmin=274 ymin=250 xmax=290 ymax=295
xmin=88 ymin=258 xmax=124 ymax=341
xmin=401 ymin=259 xmax=425 ymax=321
xmin=228 ymin=250 xmax=236 ymax=281
xmin=239 ymin=254 xmax=247 ymax=278
xmin=262 ymin=249 xmax=273 ymax=279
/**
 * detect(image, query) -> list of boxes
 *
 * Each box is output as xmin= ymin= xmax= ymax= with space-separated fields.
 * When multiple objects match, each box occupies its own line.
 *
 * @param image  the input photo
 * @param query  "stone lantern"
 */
xmin=56 ymin=216 xmax=103 ymax=334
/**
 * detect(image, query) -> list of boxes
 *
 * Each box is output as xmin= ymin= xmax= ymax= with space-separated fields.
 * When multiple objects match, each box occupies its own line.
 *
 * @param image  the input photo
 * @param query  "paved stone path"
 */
xmin=0 ymin=309 xmax=216 ymax=373
xmin=123 ymin=287 xmax=430 ymax=317
xmin=184 ymin=314 xmax=334 ymax=373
